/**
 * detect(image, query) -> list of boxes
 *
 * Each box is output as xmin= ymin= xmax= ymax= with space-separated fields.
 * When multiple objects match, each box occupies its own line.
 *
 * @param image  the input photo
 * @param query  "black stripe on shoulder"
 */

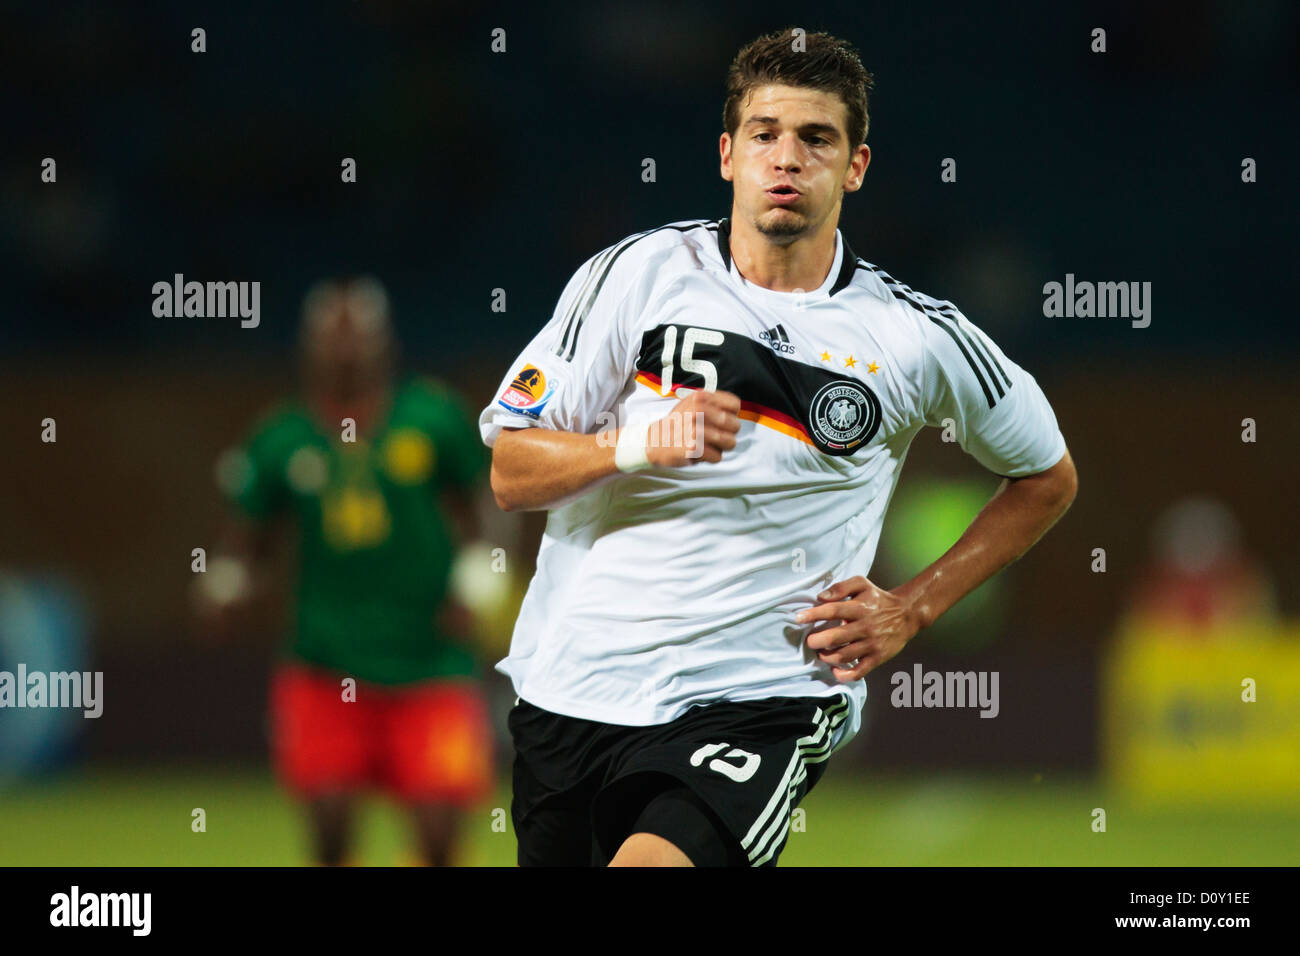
xmin=555 ymin=245 xmax=615 ymax=359
xmin=923 ymin=301 xmax=1006 ymax=403
xmin=869 ymin=269 xmax=1011 ymax=392
xmin=559 ymin=221 xmax=716 ymax=362
xmin=864 ymin=264 xmax=1004 ymax=410
xmin=925 ymin=300 xmax=1012 ymax=390
xmin=946 ymin=307 xmax=1013 ymax=391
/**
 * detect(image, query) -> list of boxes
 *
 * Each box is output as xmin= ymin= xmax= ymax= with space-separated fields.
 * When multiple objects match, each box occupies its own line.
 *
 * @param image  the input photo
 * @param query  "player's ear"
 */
xmin=719 ymin=132 xmax=734 ymax=182
xmin=843 ymin=144 xmax=870 ymax=193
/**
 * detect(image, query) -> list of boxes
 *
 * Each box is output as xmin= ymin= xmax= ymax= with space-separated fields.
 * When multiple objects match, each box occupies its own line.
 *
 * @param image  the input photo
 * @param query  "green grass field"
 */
xmin=2 ymin=764 xmax=1297 ymax=866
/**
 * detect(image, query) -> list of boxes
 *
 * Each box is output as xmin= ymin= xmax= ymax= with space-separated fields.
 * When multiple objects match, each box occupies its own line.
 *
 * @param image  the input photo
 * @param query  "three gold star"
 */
xmin=820 ymin=349 xmax=880 ymax=374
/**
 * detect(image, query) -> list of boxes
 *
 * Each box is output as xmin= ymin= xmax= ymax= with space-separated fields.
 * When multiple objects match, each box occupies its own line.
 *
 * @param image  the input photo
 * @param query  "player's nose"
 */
xmin=774 ymin=133 xmax=802 ymax=170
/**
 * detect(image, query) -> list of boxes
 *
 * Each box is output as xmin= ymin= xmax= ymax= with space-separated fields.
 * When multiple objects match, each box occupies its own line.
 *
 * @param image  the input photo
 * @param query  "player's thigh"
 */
xmin=608 ymin=832 xmax=694 ymax=867
xmin=606 ymin=779 xmax=742 ymax=867
xmin=508 ymin=699 xmax=604 ymax=867
xmin=598 ymin=695 xmax=849 ymax=867
xmin=381 ymin=679 xmax=495 ymax=804
xmin=510 ymin=752 xmax=600 ymax=867
xmin=269 ymin=663 xmax=370 ymax=794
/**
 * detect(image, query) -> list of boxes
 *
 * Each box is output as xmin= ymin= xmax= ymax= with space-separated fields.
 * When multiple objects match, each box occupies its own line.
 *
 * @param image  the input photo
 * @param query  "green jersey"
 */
xmin=223 ymin=378 xmax=487 ymax=684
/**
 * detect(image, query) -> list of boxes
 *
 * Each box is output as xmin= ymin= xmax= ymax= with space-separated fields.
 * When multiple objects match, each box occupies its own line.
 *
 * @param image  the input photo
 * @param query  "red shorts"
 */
xmin=269 ymin=664 xmax=495 ymax=805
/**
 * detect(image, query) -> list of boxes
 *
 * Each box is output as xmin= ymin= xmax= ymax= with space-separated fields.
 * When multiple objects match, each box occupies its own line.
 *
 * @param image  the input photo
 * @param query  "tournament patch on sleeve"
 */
xmin=497 ymin=360 xmax=558 ymax=419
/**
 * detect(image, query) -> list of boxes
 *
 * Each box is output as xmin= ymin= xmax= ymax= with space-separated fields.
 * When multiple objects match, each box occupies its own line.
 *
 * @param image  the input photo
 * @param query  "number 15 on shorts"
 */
xmin=691 ymin=742 xmax=761 ymax=782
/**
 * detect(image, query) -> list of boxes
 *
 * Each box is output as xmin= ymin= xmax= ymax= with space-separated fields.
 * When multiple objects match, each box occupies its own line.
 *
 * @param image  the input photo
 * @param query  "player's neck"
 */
xmin=310 ymin=387 xmax=391 ymax=439
xmin=726 ymin=213 xmax=838 ymax=293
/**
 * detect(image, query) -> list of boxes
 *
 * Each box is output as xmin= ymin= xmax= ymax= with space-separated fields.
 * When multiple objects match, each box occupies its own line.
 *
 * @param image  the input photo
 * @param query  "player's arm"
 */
xmin=191 ymin=417 xmax=292 ymax=640
xmin=893 ymin=449 xmax=1076 ymax=627
xmin=190 ymin=512 xmax=281 ymax=641
xmin=481 ymin=235 xmax=740 ymax=513
xmin=490 ymin=387 xmax=741 ymax=512
xmin=802 ymin=302 xmax=1076 ymax=681
xmin=802 ymin=450 xmax=1076 ymax=679
xmin=426 ymin=382 xmax=492 ymax=544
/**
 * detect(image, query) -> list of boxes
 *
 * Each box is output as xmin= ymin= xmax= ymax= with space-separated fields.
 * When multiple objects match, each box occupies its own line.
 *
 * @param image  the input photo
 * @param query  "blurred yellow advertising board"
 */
xmin=1104 ymin=620 xmax=1300 ymax=806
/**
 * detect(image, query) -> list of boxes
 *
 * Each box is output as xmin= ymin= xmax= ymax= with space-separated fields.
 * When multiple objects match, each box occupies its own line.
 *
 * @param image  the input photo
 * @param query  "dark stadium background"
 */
xmin=2 ymin=0 xmax=1297 ymax=865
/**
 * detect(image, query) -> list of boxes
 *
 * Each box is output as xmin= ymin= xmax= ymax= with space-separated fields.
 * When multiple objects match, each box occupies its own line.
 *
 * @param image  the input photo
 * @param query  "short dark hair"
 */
xmin=723 ymin=27 xmax=874 ymax=149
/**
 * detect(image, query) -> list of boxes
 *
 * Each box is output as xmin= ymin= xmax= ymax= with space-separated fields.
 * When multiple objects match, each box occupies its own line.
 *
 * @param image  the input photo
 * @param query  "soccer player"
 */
xmin=481 ymin=29 xmax=1078 ymax=867
xmin=195 ymin=277 xmax=495 ymax=866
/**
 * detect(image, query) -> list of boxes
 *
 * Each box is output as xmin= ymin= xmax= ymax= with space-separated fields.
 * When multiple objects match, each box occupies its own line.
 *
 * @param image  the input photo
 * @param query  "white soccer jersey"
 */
xmin=480 ymin=218 xmax=1066 ymax=752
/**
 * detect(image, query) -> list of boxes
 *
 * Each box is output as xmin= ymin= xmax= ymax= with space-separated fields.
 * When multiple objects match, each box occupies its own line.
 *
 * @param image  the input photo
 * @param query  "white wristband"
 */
xmin=614 ymin=423 xmax=652 ymax=473
xmin=199 ymin=556 xmax=251 ymax=606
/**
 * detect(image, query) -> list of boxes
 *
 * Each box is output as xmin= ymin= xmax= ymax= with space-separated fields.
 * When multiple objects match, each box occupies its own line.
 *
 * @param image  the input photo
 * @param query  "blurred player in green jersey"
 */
xmin=195 ymin=277 xmax=494 ymax=866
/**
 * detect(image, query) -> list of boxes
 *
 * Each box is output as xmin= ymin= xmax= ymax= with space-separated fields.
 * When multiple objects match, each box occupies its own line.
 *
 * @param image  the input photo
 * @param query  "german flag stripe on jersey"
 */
xmin=634 ymin=323 xmax=883 ymax=456
xmin=635 ymin=368 xmax=815 ymax=446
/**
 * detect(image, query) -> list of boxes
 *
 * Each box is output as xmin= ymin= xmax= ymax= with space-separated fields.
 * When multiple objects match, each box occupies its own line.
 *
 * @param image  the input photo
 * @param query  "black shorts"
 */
xmin=508 ymin=692 xmax=852 ymax=867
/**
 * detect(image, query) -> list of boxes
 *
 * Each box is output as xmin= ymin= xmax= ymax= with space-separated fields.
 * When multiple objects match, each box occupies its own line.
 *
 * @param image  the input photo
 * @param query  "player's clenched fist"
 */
xmin=643 ymin=388 xmax=742 ymax=467
xmin=796 ymin=575 xmax=923 ymax=682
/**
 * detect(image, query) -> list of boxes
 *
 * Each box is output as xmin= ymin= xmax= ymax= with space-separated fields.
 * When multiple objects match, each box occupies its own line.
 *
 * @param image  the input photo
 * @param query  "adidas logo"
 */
xmin=759 ymin=324 xmax=796 ymax=354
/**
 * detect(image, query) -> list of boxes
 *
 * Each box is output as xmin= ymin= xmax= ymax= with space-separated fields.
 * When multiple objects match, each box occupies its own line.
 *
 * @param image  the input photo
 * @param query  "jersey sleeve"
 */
xmin=920 ymin=302 xmax=1066 ymax=478
xmin=217 ymin=408 xmax=296 ymax=521
xmin=479 ymin=238 xmax=658 ymax=446
xmin=416 ymin=379 xmax=489 ymax=491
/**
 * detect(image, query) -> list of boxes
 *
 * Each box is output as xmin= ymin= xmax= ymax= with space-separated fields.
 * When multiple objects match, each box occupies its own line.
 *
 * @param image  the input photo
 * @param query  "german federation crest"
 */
xmin=808 ymin=379 xmax=881 ymax=455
